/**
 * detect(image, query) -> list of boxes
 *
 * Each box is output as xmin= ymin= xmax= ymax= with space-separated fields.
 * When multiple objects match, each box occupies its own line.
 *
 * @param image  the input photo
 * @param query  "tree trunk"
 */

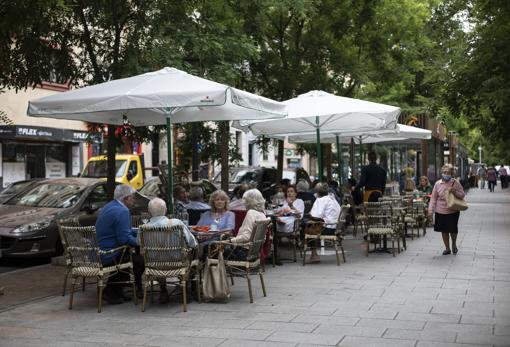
xmin=276 ymin=140 xmax=284 ymax=183
xmin=219 ymin=122 xmax=230 ymax=192
xmin=106 ymin=125 xmax=116 ymax=201
xmin=191 ymin=123 xmax=199 ymax=181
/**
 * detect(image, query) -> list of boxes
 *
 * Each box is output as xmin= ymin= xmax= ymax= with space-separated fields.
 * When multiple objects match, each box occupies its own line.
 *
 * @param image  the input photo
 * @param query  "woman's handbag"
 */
xmin=303 ymin=221 xmax=324 ymax=235
xmin=445 ymin=182 xmax=468 ymax=211
xmin=202 ymin=251 xmax=230 ymax=301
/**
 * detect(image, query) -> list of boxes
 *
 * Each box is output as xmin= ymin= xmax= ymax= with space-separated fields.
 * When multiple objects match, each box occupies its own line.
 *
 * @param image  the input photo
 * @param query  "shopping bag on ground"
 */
xmin=202 ymin=252 xmax=230 ymax=301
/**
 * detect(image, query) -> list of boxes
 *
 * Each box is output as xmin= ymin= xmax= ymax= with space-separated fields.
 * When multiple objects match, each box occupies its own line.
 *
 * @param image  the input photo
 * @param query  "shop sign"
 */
xmin=45 ymin=162 xmax=66 ymax=178
xmin=16 ymin=126 xmax=62 ymax=140
xmin=62 ymin=129 xmax=90 ymax=142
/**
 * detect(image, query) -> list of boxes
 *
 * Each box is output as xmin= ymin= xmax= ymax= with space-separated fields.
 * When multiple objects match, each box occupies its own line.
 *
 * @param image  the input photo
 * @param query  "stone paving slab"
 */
xmin=0 ymin=188 xmax=509 ymax=346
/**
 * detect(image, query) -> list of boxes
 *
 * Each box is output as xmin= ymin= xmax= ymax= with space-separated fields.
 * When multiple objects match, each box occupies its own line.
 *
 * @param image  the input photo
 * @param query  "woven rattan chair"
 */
xmin=58 ymin=225 xmax=137 ymax=312
xmin=302 ymin=205 xmax=349 ymax=266
xmin=57 ymin=218 xmax=84 ymax=297
xmin=138 ymin=224 xmax=198 ymax=312
xmin=364 ymin=202 xmax=400 ymax=256
xmin=273 ymin=217 xmax=301 ymax=264
xmin=221 ymin=219 xmax=270 ymax=303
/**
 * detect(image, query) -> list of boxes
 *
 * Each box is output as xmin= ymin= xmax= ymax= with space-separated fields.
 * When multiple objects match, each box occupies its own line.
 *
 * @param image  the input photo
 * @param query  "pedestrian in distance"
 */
xmin=428 ymin=164 xmax=466 ymax=255
xmin=477 ymin=165 xmax=487 ymax=189
xmin=486 ymin=165 xmax=498 ymax=192
xmin=498 ymin=165 xmax=508 ymax=189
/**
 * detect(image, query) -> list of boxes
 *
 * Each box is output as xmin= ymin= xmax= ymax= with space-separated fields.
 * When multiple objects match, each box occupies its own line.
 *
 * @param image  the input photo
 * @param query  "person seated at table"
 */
xmin=343 ymin=178 xmax=363 ymax=205
xmin=197 ymin=190 xmax=235 ymax=232
xmin=173 ymin=184 xmax=190 ymax=216
xmin=296 ymin=179 xmax=316 ymax=205
xmin=143 ymin=197 xmax=198 ymax=304
xmin=186 ymin=186 xmax=211 ymax=210
xmin=417 ymin=176 xmax=433 ymax=195
xmin=306 ymin=182 xmax=341 ymax=263
xmin=276 ymin=185 xmax=305 ymax=234
xmin=224 ymin=189 xmax=267 ymax=260
xmin=229 ymin=184 xmax=248 ymax=211
xmin=96 ymin=184 xmax=143 ymax=304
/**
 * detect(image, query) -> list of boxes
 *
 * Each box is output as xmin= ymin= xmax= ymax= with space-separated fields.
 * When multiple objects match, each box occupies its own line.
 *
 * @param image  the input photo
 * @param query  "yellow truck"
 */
xmin=80 ymin=154 xmax=145 ymax=190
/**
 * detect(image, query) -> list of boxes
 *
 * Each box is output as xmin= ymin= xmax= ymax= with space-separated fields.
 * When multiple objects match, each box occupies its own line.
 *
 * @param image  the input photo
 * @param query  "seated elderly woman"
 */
xmin=197 ymin=190 xmax=235 ymax=232
xmin=143 ymin=198 xmax=198 ymax=304
xmin=223 ymin=189 xmax=267 ymax=260
xmin=276 ymin=185 xmax=305 ymax=233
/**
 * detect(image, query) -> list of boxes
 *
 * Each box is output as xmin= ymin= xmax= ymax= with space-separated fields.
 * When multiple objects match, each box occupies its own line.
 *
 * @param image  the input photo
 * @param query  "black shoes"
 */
xmin=442 ymin=249 xmax=451 ymax=255
xmin=453 ymin=247 xmax=458 ymax=255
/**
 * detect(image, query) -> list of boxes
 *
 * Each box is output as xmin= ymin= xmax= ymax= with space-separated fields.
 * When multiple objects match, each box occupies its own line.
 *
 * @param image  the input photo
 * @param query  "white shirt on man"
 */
xmin=310 ymin=195 xmax=340 ymax=229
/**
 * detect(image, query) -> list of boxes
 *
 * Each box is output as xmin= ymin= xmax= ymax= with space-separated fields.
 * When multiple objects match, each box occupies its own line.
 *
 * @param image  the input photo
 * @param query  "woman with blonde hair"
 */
xmin=197 ymin=190 xmax=235 ymax=232
xmin=428 ymin=164 xmax=465 ymax=255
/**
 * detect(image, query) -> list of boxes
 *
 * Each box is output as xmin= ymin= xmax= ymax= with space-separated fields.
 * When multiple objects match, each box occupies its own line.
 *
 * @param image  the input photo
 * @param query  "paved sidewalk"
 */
xmin=0 ymin=188 xmax=509 ymax=347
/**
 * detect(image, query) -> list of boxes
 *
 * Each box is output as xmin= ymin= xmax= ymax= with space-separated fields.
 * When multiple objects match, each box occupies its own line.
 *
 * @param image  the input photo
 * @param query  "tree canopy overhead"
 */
xmin=1 ymin=0 xmax=508 ymax=163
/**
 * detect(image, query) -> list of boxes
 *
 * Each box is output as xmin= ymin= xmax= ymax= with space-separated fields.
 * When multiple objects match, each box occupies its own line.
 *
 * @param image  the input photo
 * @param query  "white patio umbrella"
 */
xmin=288 ymin=124 xmax=431 ymax=183
xmin=233 ymin=90 xmax=400 ymax=179
xmin=28 ymin=67 xmax=287 ymax=211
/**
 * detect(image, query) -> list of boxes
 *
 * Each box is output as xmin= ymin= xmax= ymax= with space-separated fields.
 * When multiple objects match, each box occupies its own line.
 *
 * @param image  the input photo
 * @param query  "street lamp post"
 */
xmin=478 ymin=146 xmax=482 ymax=164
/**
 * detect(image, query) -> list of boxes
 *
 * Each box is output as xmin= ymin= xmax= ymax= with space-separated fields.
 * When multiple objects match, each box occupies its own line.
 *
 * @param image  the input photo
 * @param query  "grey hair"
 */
xmin=242 ymin=189 xmax=266 ymax=212
xmin=114 ymin=184 xmax=136 ymax=201
xmin=188 ymin=186 xmax=204 ymax=201
xmin=296 ymin=179 xmax=309 ymax=192
xmin=314 ymin=182 xmax=329 ymax=197
xmin=209 ymin=190 xmax=230 ymax=213
xmin=148 ymin=197 xmax=167 ymax=217
xmin=441 ymin=163 xmax=454 ymax=174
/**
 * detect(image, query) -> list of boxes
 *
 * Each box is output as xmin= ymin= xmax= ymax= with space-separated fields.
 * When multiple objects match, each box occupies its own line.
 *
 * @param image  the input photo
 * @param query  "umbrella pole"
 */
xmin=166 ymin=117 xmax=174 ymax=214
xmin=316 ymin=116 xmax=323 ymax=182
xmin=336 ymin=135 xmax=342 ymax=185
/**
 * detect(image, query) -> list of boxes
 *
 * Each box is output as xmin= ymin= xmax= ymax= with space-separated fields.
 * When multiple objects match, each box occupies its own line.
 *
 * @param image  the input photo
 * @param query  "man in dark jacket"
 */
xmin=355 ymin=151 xmax=387 ymax=202
xmin=96 ymin=184 xmax=143 ymax=304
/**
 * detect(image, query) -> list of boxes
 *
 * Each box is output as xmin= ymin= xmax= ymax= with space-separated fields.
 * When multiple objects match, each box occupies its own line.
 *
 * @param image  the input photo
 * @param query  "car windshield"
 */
xmin=0 ymin=181 xmax=34 ymax=197
xmin=82 ymin=160 xmax=127 ymax=178
xmin=214 ymin=169 xmax=250 ymax=184
xmin=7 ymin=183 xmax=84 ymax=208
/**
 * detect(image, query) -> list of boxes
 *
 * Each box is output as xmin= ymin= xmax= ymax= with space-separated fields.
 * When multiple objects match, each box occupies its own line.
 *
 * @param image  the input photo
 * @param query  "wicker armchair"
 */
xmin=364 ymin=202 xmax=400 ymax=256
xmin=302 ymin=205 xmax=349 ymax=266
xmin=57 ymin=217 xmax=83 ymax=297
xmin=138 ymin=224 xmax=199 ymax=312
xmin=220 ymin=219 xmax=270 ymax=303
xmin=273 ymin=217 xmax=301 ymax=264
xmin=58 ymin=225 xmax=137 ymax=313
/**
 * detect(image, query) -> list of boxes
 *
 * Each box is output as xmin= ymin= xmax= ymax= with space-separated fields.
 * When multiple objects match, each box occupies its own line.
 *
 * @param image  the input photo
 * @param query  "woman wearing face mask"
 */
xmin=428 ymin=164 xmax=466 ymax=255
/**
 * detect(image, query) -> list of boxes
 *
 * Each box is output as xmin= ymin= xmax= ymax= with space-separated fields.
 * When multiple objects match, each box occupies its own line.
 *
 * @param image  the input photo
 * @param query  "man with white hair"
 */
xmin=144 ymin=197 xmax=198 ymax=304
xmin=96 ymin=184 xmax=143 ymax=304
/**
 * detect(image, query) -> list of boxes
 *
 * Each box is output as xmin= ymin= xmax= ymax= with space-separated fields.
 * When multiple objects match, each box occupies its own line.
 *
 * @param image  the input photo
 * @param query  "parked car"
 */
xmin=140 ymin=176 xmax=217 ymax=201
xmin=213 ymin=166 xmax=311 ymax=197
xmin=0 ymin=178 xmax=149 ymax=259
xmin=0 ymin=178 xmax=45 ymax=204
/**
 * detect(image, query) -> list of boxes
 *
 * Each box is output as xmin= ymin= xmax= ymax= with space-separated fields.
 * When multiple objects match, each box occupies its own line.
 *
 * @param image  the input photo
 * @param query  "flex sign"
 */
xmin=16 ymin=126 xmax=60 ymax=140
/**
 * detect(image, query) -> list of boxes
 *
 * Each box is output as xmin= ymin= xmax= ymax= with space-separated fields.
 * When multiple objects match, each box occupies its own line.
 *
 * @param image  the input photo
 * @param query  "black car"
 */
xmin=0 ymin=178 xmax=149 ymax=259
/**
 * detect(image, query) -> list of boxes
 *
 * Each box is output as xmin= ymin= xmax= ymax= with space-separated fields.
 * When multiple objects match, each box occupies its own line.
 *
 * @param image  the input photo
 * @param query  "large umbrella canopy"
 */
xmin=27 ymin=67 xmax=287 ymax=212
xmin=287 ymin=124 xmax=431 ymax=144
xmin=233 ymin=90 xmax=400 ymax=180
xmin=28 ymin=67 xmax=286 ymax=125
xmin=233 ymin=90 xmax=400 ymax=135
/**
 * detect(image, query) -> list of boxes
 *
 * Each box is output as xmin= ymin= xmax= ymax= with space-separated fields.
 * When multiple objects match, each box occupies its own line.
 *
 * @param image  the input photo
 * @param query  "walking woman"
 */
xmin=428 ymin=164 xmax=466 ymax=255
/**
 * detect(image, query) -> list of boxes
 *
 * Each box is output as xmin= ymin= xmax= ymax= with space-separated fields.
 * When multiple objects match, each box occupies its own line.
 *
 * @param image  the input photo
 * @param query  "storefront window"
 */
xmin=46 ymin=144 xmax=65 ymax=162
xmin=2 ymin=143 xmax=25 ymax=162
